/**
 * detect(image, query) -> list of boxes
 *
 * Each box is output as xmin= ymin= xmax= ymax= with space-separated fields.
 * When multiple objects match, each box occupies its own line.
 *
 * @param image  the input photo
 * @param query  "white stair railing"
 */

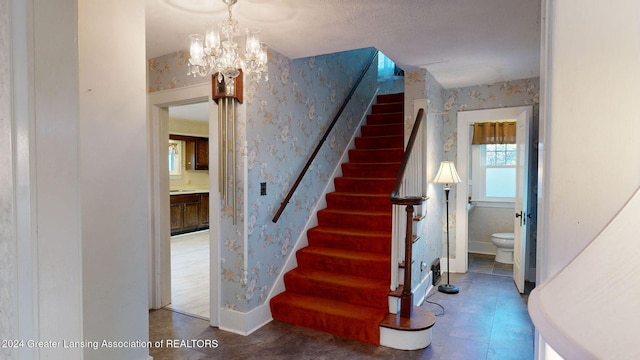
xmin=390 ymin=107 xmax=427 ymax=318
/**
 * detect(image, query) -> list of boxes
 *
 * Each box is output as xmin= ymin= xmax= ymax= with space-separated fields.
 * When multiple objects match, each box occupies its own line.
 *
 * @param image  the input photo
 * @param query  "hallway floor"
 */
xmin=149 ymin=255 xmax=534 ymax=359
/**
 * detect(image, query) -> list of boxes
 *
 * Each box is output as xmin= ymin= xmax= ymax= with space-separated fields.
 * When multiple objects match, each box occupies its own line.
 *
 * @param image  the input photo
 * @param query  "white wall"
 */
xmin=6 ymin=1 xmax=149 ymax=359
xmin=8 ymin=0 xmax=85 ymax=358
xmin=79 ymin=1 xmax=149 ymax=359
xmin=0 ymin=1 xmax=16 ymax=359
xmin=535 ymin=0 xmax=640 ymax=358
xmin=540 ymin=0 xmax=640 ymax=281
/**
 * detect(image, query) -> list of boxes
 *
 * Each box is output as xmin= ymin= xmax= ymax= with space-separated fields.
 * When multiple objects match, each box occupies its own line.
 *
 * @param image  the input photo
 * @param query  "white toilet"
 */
xmin=491 ymin=233 xmax=515 ymax=264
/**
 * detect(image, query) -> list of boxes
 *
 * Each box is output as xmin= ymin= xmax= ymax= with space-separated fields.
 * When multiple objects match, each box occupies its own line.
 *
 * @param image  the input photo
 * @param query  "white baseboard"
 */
xmin=468 ymin=241 xmax=497 ymax=255
xmin=414 ymin=271 xmax=433 ymax=306
xmin=218 ymin=303 xmax=272 ymax=336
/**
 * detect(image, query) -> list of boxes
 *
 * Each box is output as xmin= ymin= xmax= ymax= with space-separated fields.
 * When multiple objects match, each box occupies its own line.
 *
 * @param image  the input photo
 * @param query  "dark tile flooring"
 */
xmin=149 ymin=254 xmax=534 ymax=359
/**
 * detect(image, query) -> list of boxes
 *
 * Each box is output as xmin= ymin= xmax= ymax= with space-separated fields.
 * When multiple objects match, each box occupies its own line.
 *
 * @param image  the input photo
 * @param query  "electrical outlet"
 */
xmin=260 ymin=182 xmax=267 ymax=196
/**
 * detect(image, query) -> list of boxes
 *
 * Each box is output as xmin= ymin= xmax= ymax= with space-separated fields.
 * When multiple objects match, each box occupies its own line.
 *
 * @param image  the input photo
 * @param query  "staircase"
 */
xmin=269 ymin=93 xmax=404 ymax=345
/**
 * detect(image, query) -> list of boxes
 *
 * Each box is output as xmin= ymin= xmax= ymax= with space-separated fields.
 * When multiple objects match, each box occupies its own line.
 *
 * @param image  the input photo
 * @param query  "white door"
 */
xmin=513 ymin=109 xmax=531 ymax=293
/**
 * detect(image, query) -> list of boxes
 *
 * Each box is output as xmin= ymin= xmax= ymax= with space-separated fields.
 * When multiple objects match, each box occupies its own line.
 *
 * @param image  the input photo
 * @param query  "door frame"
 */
xmin=452 ymin=106 xmax=533 ymax=275
xmin=147 ymin=83 xmax=221 ymax=326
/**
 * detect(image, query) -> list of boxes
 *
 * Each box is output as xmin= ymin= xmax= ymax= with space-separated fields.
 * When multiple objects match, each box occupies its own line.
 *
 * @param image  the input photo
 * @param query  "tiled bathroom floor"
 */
xmin=150 ymin=259 xmax=534 ymax=360
xmin=468 ymin=252 xmax=514 ymax=277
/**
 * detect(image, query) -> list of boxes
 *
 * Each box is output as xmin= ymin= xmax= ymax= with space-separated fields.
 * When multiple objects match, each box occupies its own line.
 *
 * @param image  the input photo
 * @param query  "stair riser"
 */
xmin=366 ymin=113 xmax=403 ymax=126
xmin=341 ymin=163 xmax=400 ymax=178
xmin=284 ymin=273 xmax=388 ymax=310
xmin=326 ymin=193 xmax=391 ymax=211
xmin=355 ymin=136 xmax=404 ymax=150
xmin=317 ymin=211 xmax=392 ymax=231
xmin=334 ymin=178 xmax=396 ymax=194
xmin=361 ymin=124 xmax=403 ymax=137
xmin=296 ymin=251 xmax=390 ymax=280
xmin=307 ymin=228 xmax=391 ymax=254
xmin=348 ymin=149 xmax=403 ymax=163
xmin=377 ymin=93 xmax=404 ymax=103
xmin=270 ymin=300 xmax=382 ymax=345
xmin=372 ymin=102 xmax=403 ymax=114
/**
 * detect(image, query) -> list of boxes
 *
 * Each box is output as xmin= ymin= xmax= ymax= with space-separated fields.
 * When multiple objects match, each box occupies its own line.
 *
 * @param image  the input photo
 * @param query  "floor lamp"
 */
xmin=434 ymin=161 xmax=462 ymax=294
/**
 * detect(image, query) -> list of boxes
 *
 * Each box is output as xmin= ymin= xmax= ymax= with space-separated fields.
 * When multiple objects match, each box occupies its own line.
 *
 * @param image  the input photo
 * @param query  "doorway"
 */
xmin=454 ymin=106 xmax=537 ymax=293
xmin=148 ymin=83 xmax=220 ymax=326
xmin=165 ymin=102 xmax=210 ymax=319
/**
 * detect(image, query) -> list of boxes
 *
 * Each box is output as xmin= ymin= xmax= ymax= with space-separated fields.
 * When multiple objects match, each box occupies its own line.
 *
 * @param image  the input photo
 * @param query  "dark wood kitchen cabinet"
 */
xmin=199 ymin=193 xmax=209 ymax=228
xmin=169 ymin=134 xmax=209 ymax=171
xmin=184 ymin=137 xmax=209 ymax=170
xmin=170 ymin=193 xmax=210 ymax=235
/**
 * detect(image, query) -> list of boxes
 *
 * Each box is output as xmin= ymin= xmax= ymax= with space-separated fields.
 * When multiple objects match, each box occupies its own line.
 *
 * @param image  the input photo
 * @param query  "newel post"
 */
xmin=400 ymin=205 xmax=414 ymax=318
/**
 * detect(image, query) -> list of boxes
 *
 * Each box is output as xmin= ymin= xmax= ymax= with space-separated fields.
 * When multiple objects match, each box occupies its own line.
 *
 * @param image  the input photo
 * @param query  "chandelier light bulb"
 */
xmin=189 ymin=34 xmax=205 ymax=63
xmin=187 ymin=0 xmax=268 ymax=84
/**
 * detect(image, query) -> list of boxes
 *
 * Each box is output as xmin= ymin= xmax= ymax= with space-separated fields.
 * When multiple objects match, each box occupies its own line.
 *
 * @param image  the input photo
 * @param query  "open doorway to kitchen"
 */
xmin=148 ymin=83 xmax=220 ymax=327
xmin=165 ymin=102 xmax=210 ymax=319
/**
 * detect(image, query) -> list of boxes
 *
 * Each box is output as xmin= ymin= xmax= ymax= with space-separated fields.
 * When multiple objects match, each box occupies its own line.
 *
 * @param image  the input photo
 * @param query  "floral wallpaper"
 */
xmin=442 ymin=78 xmax=540 ymax=258
xmin=241 ymin=47 xmax=378 ymax=311
xmin=400 ymin=68 xmax=447 ymax=289
xmin=148 ymin=51 xmax=209 ymax=92
xmin=149 ymin=46 xmax=378 ymax=312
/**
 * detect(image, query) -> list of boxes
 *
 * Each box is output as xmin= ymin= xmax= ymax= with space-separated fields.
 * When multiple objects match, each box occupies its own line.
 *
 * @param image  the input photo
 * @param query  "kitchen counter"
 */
xmin=170 ymin=189 xmax=209 ymax=195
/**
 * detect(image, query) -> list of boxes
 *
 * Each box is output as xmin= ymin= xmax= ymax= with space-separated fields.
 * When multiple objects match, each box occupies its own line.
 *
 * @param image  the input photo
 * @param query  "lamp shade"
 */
xmin=433 ymin=161 xmax=462 ymax=185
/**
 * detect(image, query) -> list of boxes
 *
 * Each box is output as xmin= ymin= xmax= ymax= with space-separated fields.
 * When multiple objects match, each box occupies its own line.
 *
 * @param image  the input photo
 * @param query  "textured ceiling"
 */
xmin=146 ymin=0 xmax=541 ymax=88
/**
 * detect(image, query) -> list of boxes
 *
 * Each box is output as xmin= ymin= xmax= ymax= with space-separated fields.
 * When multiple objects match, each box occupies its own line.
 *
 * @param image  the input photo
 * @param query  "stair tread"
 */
xmin=309 ymin=225 xmax=391 ymax=237
xmin=299 ymin=246 xmax=389 ymax=262
xmin=358 ymin=134 xmax=403 ymax=139
xmin=338 ymin=176 xmax=396 ymax=181
xmin=379 ymin=306 xmax=436 ymax=331
xmin=287 ymin=268 xmax=389 ymax=289
xmin=318 ymin=208 xmax=391 ymax=216
xmin=350 ymin=147 xmax=404 ymax=151
xmin=328 ymin=192 xmax=390 ymax=198
xmin=272 ymin=292 xmax=387 ymax=319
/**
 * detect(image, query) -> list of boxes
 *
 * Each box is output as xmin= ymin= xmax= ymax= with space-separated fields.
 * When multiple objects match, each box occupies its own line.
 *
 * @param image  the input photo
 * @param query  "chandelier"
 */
xmin=187 ymin=0 xmax=269 ymax=87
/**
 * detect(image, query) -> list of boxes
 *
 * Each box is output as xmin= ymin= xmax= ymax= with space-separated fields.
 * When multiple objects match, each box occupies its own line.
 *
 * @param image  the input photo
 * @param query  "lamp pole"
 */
xmin=438 ymin=184 xmax=459 ymax=294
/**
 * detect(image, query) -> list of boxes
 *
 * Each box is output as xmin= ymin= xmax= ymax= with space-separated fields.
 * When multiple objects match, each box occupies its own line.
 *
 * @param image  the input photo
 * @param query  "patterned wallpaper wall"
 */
xmin=148 ymin=51 xmax=208 ymax=92
xmin=149 ymin=47 xmax=378 ymax=312
xmin=421 ymin=70 xmax=446 ymax=285
xmin=442 ymin=78 xmax=540 ymax=257
xmin=240 ymin=48 xmax=377 ymax=311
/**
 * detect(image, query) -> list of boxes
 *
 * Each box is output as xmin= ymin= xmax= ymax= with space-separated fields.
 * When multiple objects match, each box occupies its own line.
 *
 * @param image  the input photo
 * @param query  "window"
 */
xmin=471 ymin=143 xmax=517 ymax=201
xmin=169 ymin=140 xmax=183 ymax=176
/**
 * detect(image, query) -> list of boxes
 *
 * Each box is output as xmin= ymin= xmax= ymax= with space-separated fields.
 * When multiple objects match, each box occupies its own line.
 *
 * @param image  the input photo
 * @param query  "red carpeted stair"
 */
xmin=270 ymin=93 xmax=404 ymax=345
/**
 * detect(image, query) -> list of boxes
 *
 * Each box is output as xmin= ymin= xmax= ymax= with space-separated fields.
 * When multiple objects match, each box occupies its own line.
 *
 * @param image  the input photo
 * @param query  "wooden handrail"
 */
xmin=272 ymin=50 xmax=379 ymax=223
xmin=390 ymin=108 xmax=426 ymax=206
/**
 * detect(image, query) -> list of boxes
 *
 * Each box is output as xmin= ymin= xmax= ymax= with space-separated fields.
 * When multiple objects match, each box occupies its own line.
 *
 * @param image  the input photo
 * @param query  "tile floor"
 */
xmin=149 ymin=253 xmax=534 ymax=359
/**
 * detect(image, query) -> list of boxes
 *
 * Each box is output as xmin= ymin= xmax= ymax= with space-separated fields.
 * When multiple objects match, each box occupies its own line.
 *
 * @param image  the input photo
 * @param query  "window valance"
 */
xmin=472 ymin=121 xmax=516 ymax=144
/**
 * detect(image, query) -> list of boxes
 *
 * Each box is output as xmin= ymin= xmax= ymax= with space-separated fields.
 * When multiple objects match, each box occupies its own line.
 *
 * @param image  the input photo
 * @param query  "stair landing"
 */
xmin=380 ymin=306 xmax=436 ymax=350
